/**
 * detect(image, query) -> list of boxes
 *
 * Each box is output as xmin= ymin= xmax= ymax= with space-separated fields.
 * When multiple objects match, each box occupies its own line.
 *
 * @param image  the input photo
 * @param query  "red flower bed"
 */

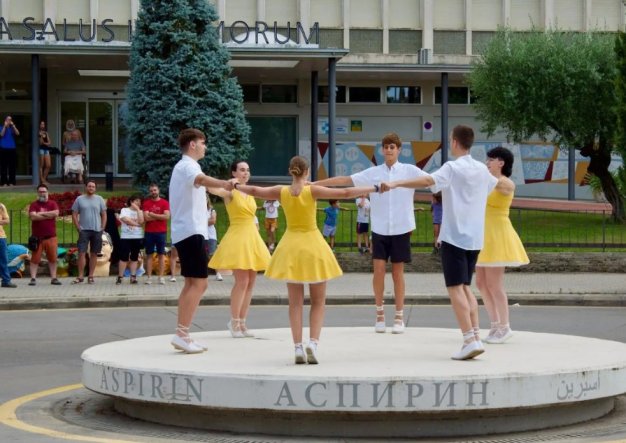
xmin=48 ymin=191 xmax=81 ymax=214
xmin=106 ymin=195 xmax=128 ymax=211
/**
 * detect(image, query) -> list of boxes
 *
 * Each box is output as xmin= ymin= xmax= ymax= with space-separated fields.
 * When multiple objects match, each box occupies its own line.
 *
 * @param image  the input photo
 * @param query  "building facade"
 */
xmin=0 ymin=0 xmax=624 ymax=198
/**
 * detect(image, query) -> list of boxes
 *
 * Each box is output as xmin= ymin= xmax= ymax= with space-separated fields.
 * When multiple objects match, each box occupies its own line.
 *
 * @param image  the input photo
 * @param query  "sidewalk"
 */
xmin=0 ymin=273 xmax=624 ymax=310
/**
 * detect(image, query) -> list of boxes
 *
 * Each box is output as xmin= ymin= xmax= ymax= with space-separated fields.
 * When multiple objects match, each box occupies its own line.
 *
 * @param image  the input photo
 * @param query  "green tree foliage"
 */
xmin=469 ymin=29 xmax=624 ymax=222
xmin=126 ymin=0 xmax=251 ymax=192
xmin=612 ymin=32 xmax=626 ymax=208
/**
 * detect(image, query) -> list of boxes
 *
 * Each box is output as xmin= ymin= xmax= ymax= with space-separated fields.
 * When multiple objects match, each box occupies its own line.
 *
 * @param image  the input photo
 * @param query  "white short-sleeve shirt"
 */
xmin=120 ymin=208 xmax=143 ymax=239
xmin=355 ymin=197 xmax=370 ymax=223
xmin=169 ymin=155 xmax=209 ymax=244
xmin=207 ymin=208 xmax=217 ymax=241
xmin=430 ymin=155 xmax=498 ymax=250
xmin=351 ymin=162 xmax=428 ymax=236
xmin=263 ymin=200 xmax=280 ymax=219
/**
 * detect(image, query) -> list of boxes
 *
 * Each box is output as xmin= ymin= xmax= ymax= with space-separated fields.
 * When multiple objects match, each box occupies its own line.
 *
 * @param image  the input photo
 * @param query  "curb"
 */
xmin=1 ymin=293 xmax=626 ymax=310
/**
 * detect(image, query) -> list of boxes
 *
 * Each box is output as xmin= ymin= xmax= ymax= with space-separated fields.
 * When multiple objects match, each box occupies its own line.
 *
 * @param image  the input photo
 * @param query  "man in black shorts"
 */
xmin=168 ymin=128 xmax=232 ymax=354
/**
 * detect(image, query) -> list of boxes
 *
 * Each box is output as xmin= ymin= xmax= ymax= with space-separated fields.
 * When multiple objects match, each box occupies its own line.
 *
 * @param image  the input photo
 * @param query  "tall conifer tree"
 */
xmin=126 ymin=0 xmax=251 ymax=191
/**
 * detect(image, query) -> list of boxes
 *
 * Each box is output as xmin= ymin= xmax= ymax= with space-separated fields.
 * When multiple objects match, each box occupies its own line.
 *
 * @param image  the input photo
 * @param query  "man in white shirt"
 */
xmin=381 ymin=125 xmax=498 ymax=361
xmin=169 ymin=128 xmax=232 ymax=354
xmin=315 ymin=133 xmax=428 ymax=334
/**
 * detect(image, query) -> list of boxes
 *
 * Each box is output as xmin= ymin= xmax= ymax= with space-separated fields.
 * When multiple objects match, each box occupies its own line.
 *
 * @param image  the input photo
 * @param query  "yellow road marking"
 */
xmin=0 ymin=384 xmax=136 ymax=442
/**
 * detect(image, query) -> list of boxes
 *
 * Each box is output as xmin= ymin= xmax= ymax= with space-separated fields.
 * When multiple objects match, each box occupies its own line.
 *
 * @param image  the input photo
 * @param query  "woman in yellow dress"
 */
xmin=234 ymin=156 xmax=376 ymax=364
xmin=476 ymin=147 xmax=529 ymax=344
xmin=208 ymin=160 xmax=271 ymax=338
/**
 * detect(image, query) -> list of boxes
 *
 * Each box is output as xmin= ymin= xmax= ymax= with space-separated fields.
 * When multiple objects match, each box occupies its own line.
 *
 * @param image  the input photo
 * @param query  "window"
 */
xmin=434 ymin=86 xmax=473 ymax=104
xmin=386 ymin=86 xmax=421 ymax=104
xmin=349 ymin=87 xmax=381 ymax=103
xmin=242 ymin=84 xmax=260 ymax=103
xmin=318 ymin=85 xmax=347 ymax=103
xmin=261 ymin=85 xmax=298 ymax=103
xmin=247 ymin=116 xmax=297 ymax=176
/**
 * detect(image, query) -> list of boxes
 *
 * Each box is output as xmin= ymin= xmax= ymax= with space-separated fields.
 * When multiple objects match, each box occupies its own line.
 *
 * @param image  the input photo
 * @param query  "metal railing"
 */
xmin=7 ymin=206 xmax=625 ymax=252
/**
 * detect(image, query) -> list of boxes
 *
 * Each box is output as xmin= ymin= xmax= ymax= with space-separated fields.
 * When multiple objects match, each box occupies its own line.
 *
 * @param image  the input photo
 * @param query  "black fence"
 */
xmin=7 ymin=205 xmax=625 ymax=252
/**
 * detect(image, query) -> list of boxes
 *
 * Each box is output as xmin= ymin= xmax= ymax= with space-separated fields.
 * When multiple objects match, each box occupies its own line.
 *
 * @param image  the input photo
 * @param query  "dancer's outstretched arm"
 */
xmin=234 ymin=183 xmax=282 ymax=200
xmin=311 ymin=184 xmax=377 ymax=200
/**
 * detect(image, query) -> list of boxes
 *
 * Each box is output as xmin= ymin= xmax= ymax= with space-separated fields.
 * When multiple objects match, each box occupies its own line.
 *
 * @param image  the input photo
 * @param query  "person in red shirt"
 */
xmin=142 ymin=183 xmax=171 ymax=284
xmin=28 ymin=183 xmax=62 ymax=285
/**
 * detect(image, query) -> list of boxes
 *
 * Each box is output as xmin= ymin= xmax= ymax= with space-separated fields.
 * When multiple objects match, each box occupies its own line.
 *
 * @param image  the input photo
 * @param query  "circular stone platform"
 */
xmin=82 ymin=327 xmax=626 ymax=438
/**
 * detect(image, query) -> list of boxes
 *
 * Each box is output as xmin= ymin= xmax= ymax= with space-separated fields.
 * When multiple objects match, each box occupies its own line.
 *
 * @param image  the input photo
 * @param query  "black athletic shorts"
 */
xmin=356 ymin=222 xmax=369 ymax=234
xmin=371 ymin=232 xmax=412 ymax=263
xmin=440 ymin=241 xmax=480 ymax=287
xmin=174 ymin=234 xmax=209 ymax=279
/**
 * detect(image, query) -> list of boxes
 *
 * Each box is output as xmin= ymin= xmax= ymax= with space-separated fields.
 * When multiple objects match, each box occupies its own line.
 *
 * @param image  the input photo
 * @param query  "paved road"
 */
xmin=2 ymin=305 xmax=626 ymax=442
xmin=1 ymin=273 xmax=625 ymax=310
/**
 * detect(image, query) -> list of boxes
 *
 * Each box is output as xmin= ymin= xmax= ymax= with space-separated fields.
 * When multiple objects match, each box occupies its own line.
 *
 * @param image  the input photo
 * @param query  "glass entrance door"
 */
xmin=60 ymin=98 xmax=129 ymax=177
xmin=88 ymin=101 xmax=113 ymax=174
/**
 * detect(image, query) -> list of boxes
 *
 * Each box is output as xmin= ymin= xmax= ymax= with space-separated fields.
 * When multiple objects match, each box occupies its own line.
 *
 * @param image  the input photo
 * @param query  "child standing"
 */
xmin=262 ymin=199 xmax=280 ymax=251
xmin=355 ymin=194 xmax=370 ymax=254
xmin=431 ymin=192 xmax=442 ymax=254
xmin=321 ymin=200 xmax=341 ymax=251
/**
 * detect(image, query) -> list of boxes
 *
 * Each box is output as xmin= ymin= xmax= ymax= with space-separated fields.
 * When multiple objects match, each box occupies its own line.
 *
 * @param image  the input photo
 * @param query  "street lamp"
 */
xmin=105 ymin=162 xmax=114 ymax=191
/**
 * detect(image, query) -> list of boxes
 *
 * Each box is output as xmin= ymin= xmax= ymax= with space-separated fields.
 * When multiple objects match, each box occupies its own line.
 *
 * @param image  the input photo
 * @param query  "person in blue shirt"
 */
xmin=0 ymin=116 xmax=20 ymax=186
xmin=320 ymin=200 xmax=345 ymax=250
xmin=431 ymin=192 xmax=442 ymax=255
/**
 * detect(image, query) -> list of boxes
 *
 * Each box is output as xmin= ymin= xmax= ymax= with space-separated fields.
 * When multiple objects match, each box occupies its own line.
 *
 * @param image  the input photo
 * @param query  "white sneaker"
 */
xmin=305 ymin=341 xmax=319 ymax=364
xmin=227 ymin=320 xmax=245 ymax=338
xmin=294 ymin=345 xmax=306 ymax=364
xmin=171 ymin=335 xmax=204 ymax=354
xmin=489 ymin=327 xmax=514 ymax=344
xmin=391 ymin=320 xmax=405 ymax=334
xmin=375 ymin=321 xmax=386 ymax=333
xmin=215 ymin=272 xmax=223 ymax=281
xmin=169 ymin=276 xmax=177 ymax=282
xmin=451 ymin=340 xmax=485 ymax=360
xmin=144 ymin=278 xmax=152 ymax=285
xmin=158 ymin=277 xmax=166 ymax=285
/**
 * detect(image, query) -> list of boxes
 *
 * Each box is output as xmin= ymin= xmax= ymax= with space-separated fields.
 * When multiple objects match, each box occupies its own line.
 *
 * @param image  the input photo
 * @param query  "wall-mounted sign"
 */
xmin=423 ymin=121 xmax=433 ymax=133
xmin=318 ymin=117 xmax=349 ymax=135
xmin=351 ymin=120 xmax=363 ymax=132
xmin=0 ymin=18 xmax=320 ymax=47
xmin=219 ymin=21 xmax=319 ymax=46
xmin=0 ymin=17 xmax=132 ymax=42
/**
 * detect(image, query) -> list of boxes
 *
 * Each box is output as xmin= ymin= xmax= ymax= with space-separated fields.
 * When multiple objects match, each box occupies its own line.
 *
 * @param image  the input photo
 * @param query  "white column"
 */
xmin=217 ymin=0 xmax=226 ymax=22
xmin=257 ymin=0 xmax=265 ymax=22
xmin=90 ymin=0 xmax=98 ymax=40
xmin=131 ymin=0 xmax=139 ymax=21
xmin=543 ymin=0 xmax=555 ymax=29
xmin=465 ymin=0 xmax=471 ymax=55
xmin=583 ymin=0 xmax=591 ymax=31
xmin=343 ymin=0 xmax=350 ymax=49
xmin=0 ymin=0 xmax=9 ymax=41
xmin=299 ymin=0 xmax=311 ymax=31
xmin=422 ymin=0 xmax=433 ymax=50
xmin=44 ymin=0 xmax=57 ymax=42
xmin=502 ymin=0 xmax=511 ymax=27
xmin=378 ymin=0 xmax=389 ymax=54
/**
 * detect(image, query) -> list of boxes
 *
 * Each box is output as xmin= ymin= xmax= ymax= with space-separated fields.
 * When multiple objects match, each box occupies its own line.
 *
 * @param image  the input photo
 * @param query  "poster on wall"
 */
xmin=351 ymin=120 xmax=363 ymax=132
xmin=317 ymin=117 xmax=350 ymax=134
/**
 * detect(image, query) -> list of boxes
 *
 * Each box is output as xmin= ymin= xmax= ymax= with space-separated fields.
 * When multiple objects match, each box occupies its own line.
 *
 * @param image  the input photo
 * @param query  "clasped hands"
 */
xmin=379 ymin=182 xmax=396 ymax=192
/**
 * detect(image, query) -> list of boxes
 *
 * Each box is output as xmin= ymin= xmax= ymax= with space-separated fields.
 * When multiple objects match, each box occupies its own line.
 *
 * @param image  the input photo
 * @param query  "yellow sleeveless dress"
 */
xmin=265 ymin=186 xmax=343 ymax=283
xmin=477 ymin=190 xmax=529 ymax=267
xmin=208 ymin=190 xmax=271 ymax=271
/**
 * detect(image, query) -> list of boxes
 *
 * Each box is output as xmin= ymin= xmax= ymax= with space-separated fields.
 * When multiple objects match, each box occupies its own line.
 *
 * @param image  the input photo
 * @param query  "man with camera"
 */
xmin=0 ymin=115 xmax=20 ymax=186
xmin=28 ymin=183 xmax=62 ymax=286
